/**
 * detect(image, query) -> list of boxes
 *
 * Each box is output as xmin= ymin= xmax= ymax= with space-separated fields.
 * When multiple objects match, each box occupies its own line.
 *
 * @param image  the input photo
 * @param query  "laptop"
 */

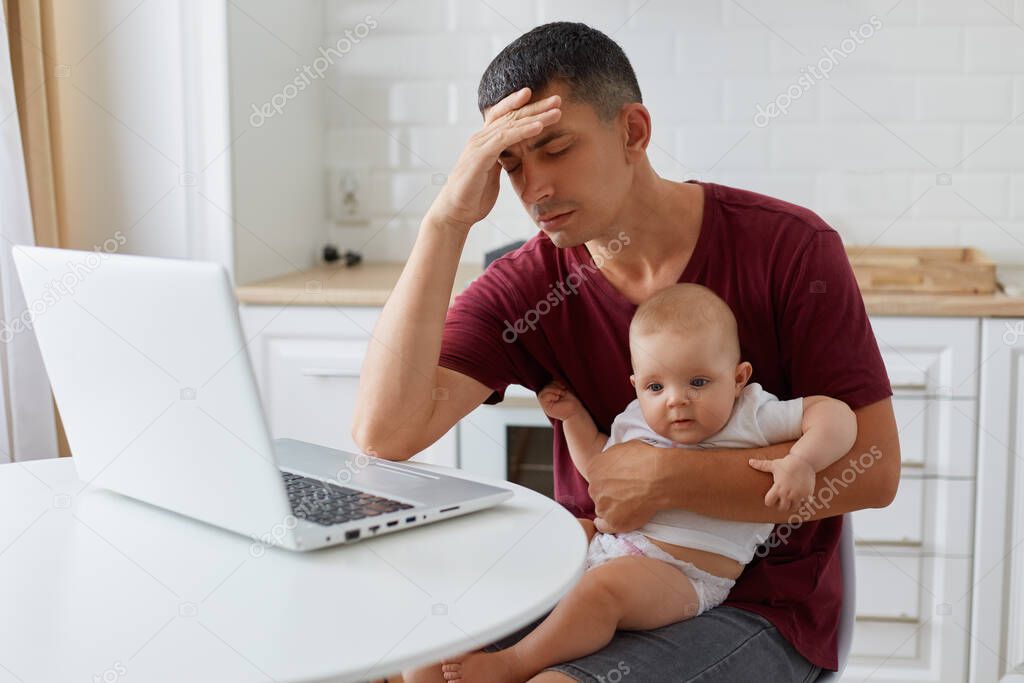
xmin=12 ymin=246 xmax=512 ymax=552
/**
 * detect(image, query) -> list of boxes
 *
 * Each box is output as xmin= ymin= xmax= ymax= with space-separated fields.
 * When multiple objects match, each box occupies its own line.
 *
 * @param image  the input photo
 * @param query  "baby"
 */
xmin=439 ymin=283 xmax=858 ymax=682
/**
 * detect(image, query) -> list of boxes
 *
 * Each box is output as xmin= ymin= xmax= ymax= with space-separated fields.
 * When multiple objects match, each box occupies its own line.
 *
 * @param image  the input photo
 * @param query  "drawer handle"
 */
xmin=885 ymin=360 xmax=928 ymax=391
xmin=891 ymin=381 xmax=928 ymax=391
xmin=854 ymin=539 xmax=921 ymax=548
xmin=855 ymin=615 xmax=918 ymax=624
xmin=300 ymin=367 xmax=349 ymax=377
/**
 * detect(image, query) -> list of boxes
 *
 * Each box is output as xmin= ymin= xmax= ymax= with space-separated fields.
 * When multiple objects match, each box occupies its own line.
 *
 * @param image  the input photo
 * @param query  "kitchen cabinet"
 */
xmin=458 ymin=384 xmax=551 ymax=482
xmin=840 ymin=318 xmax=978 ymax=683
xmin=968 ymin=319 xmax=1024 ymax=683
xmin=239 ymin=304 xmax=456 ymax=467
xmin=240 ymin=301 xmax=1017 ymax=682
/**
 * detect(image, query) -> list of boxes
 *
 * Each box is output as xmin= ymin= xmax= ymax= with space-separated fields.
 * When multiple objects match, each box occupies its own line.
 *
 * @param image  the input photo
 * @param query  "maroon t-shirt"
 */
xmin=438 ymin=180 xmax=893 ymax=671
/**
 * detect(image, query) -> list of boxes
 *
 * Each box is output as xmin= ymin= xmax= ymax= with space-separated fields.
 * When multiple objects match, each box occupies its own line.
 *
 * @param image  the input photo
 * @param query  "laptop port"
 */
xmin=405 ymin=516 xmax=416 ymax=523
xmin=368 ymin=525 xmax=380 ymax=533
xmin=439 ymin=506 xmax=460 ymax=513
xmin=345 ymin=530 xmax=360 ymax=541
xmin=386 ymin=520 xmax=399 ymax=527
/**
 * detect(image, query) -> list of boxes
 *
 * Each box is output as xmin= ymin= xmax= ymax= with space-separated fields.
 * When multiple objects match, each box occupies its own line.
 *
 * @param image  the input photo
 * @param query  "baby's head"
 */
xmin=628 ymin=283 xmax=753 ymax=445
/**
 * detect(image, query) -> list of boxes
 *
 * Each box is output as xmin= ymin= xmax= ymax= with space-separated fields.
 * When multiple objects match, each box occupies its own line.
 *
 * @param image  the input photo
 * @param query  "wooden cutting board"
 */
xmin=845 ymin=246 xmax=997 ymax=295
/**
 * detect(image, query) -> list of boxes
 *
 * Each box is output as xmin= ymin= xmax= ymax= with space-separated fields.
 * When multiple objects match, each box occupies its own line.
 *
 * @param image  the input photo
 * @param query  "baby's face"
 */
xmin=629 ymin=330 xmax=752 ymax=445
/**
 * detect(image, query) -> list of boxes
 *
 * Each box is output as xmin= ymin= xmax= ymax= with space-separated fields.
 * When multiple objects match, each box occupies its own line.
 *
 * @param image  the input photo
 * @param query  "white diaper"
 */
xmin=585 ymin=531 xmax=736 ymax=615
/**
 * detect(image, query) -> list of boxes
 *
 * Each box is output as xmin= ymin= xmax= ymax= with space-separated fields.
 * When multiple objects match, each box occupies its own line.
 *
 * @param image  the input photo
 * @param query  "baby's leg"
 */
xmin=443 ymin=556 xmax=699 ymax=682
xmin=577 ymin=517 xmax=598 ymax=543
xmin=521 ymin=555 xmax=700 ymax=649
xmin=403 ymin=662 xmax=446 ymax=682
xmin=404 ymin=649 xmax=484 ymax=683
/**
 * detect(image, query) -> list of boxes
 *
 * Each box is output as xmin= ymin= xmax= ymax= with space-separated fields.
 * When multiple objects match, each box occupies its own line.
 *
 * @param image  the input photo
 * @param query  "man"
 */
xmin=353 ymin=21 xmax=899 ymax=683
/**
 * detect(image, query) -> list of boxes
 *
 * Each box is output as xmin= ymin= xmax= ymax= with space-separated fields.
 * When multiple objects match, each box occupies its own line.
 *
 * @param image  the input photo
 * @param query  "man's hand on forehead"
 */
xmin=424 ymin=87 xmax=561 ymax=231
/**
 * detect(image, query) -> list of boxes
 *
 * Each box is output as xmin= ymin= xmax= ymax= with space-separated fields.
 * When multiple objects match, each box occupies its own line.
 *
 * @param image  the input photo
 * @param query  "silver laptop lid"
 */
xmin=12 ymin=246 xmax=294 ymax=541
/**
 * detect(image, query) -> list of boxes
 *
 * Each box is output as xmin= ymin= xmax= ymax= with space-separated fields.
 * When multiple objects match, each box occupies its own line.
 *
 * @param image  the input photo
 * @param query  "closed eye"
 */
xmin=503 ymin=146 xmax=570 ymax=174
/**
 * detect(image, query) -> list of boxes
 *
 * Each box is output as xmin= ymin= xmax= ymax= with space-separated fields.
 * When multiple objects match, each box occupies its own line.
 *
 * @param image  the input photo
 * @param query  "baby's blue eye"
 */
xmin=647 ymin=383 xmax=663 ymax=392
xmin=691 ymin=378 xmax=709 ymax=388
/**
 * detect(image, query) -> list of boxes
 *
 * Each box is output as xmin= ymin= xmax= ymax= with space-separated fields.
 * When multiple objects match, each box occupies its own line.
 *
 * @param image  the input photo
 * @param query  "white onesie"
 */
xmin=601 ymin=382 xmax=804 ymax=564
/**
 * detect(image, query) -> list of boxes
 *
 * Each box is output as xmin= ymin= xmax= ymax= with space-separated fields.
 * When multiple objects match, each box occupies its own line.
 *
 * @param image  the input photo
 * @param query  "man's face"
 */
xmin=484 ymin=81 xmax=633 ymax=248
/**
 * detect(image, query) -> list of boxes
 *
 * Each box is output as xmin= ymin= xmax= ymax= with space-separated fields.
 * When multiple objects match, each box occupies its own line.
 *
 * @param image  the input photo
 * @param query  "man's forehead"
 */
xmin=498 ymin=128 xmax=573 ymax=158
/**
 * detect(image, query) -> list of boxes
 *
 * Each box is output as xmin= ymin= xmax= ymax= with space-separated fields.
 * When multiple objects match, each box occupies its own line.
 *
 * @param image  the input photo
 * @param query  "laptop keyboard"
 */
xmin=281 ymin=471 xmax=414 ymax=526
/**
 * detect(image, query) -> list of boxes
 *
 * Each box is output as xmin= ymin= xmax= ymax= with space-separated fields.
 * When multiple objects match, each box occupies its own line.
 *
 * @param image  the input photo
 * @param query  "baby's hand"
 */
xmin=538 ymin=381 xmax=584 ymax=421
xmin=748 ymin=454 xmax=816 ymax=512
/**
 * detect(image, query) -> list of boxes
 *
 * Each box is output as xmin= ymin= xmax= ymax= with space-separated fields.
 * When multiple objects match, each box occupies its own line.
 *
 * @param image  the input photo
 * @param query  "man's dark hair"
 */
xmin=477 ymin=22 xmax=642 ymax=123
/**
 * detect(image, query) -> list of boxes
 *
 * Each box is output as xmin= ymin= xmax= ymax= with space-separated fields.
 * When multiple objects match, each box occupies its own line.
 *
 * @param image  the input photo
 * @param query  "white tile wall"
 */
xmin=322 ymin=0 xmax=1024 ymax=264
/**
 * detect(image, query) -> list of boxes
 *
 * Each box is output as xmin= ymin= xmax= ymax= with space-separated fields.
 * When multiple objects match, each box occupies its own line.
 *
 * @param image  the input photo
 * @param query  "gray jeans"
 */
xmin=485 ymin=605 xmax=823 ymax=682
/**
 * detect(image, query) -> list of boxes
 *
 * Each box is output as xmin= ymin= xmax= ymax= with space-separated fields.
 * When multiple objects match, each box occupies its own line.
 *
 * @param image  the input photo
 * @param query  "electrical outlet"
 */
xmin=327 ymin=169 xmax=370 ymax=226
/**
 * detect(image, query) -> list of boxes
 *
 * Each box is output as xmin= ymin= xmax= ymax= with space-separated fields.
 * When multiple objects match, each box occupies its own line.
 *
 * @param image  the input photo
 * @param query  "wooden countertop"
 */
xmin=235 ymin=262 xmax=481 ymax=307
xmin=859 ymin=291 xmax=1024 ymax=317
xmin=236 ymin=262 xmax=1024 ymax=318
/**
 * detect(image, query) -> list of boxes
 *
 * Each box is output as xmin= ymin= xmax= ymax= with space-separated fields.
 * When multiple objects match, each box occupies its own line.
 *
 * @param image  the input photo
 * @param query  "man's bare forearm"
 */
xmin=650 ymin=399 xmax=901 ymax=523
xmin=351 ymin=217 xmax=468 ymax=453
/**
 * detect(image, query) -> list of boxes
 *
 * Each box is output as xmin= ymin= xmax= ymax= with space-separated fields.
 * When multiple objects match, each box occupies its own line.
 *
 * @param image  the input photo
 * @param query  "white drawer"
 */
xmin=870 ymin=317 xmax=980 ymax=398
xmin=238 ymin=305 xmax=456 ymax=467
xmin=845 ymin=555 xmax=971 ymax=683
xmin=854 ymin=477 xmax=925 ymax=548
xmin=854 ymin=549 xmax=971 ymax=620
xmin=853 ymin=476 xmax=973 ymax=555
xmin=264 ymin=336 xmax=456 ymax=466
xmin=856 ymin=551 xmax=922 ymax=620
xmin=893 ymin=397 xmax=977 ymax=477
xmin=851 ymin=619 xmax=921 ymax=660
xmin=265 ymin=336 xmax=368 ymax=451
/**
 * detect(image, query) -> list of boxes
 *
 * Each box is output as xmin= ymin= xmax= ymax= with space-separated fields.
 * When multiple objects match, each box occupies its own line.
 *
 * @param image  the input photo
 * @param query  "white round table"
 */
xmin=0 ymin=457 xmax=586 ymax=682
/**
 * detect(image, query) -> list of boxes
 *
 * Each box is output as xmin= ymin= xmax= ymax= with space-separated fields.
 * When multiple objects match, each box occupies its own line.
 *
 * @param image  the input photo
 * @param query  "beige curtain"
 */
xmin=3 ymin=0 xmax=69 ymax=456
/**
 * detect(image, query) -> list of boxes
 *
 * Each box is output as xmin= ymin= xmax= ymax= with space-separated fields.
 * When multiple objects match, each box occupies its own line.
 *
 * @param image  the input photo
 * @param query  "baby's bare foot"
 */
xmin=441 ymin=649 xmax=526 ymax=683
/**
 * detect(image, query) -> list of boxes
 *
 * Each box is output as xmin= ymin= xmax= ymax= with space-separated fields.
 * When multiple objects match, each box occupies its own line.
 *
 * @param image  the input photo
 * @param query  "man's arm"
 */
xmin=351 ymin=87 xmax=562 ymax=459
xmin=350 ymin=219 xmax=490 ymax=460
xmin=589 ymin=396 xmax=900 ymax=529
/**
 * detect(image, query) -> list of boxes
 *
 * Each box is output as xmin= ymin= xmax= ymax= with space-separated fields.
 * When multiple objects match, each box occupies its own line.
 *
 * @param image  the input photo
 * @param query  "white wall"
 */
xmin=227 ymin=0 xmax=326 ymax=285
xmin=43 ymin=0 xmax=234 ymax=270
xmin=48 ymin=0 xmax=190 ymax=257
xmin=46 ymin=0 xmax=326 ymax=284
xmin=323 ymin=0 xmax=1024 ymax=265
xmin=37 ymin=0 xmax=1024 ymax=273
